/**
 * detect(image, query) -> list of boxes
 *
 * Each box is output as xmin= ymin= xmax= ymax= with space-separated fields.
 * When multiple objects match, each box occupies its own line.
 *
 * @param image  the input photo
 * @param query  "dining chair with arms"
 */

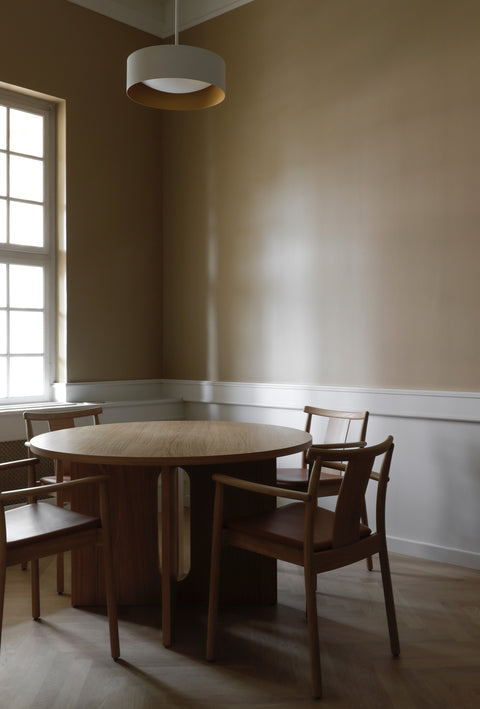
xmin=23 ymin=407 xmax=103 ymax=474
xmin=206 ymin=436 xmax=399 ymax=699
xmin=276 ymin=406 xmax=369 ymax=492
xmin=23 ymin=406 xmax=103 ymax=592
xmin=0 ymin=457 xmax=119 ymax=659
xmin=277 ymin=406 xmax=372 ymax=570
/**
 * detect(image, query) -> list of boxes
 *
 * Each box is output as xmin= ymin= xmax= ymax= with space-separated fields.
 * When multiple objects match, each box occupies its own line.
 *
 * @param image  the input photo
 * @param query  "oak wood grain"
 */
xmin=30 ymin=421 xmax=311 ymax=647
xmin=29 ymin=420 xmax=312 ymax=466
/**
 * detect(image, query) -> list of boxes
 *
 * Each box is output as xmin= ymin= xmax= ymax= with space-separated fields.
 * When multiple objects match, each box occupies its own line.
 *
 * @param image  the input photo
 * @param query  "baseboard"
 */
xmin=388 ymin=536 xmax=480 ymax=571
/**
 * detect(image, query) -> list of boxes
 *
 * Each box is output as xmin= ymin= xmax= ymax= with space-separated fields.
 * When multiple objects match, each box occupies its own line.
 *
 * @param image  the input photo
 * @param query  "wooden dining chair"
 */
xmin=276 ymin=406 xmax=372 ymax=570
xmin=0 ymin=457 xmax=119 ymax=659
xmin=23 ymin=406 xmax=103 ymax=592
xmin=276 ymin=406 xmax=369 ymax=492
xmin=206 ymin=437 xmax=399 ymax=699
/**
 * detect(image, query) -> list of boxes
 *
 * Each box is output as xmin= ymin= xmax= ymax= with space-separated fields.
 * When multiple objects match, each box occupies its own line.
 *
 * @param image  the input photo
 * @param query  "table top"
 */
xmin=29 ymin=420 xmax=312 ymax=467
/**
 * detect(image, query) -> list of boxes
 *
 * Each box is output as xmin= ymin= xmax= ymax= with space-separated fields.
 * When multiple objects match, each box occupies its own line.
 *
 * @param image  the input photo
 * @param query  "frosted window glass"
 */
xmin=10 ymin=311 xmax=44 ymax=354
xmin=0 ymin=153 xmax=6 ymax=197
xmin=10 ymin=264 xmax=44 ymax=308
xmin=0 ymin=199 xmax=6 ymax=243
xmin=10 ymin=201 xmax=44 ymax=247
xmin=0 ymin=107 xmax=5 ymax=150
xmin=0 ymin=311 xmax=6 ymax=354
xmin=10 ymin=155 xmax=43 ymax=202
xmin=0 ymin=264 xmax=5 ymax=307
xmin=10 ymin=109 xmax=43 ymax=158
xmin=9 ymin=356 xmax=44 ymax=396
xmin=0 ymin=357 xmax=6 ymax=397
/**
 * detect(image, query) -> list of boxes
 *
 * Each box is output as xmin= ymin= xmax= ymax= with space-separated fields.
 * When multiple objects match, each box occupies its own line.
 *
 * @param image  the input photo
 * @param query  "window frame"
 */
xmin=0 ymin=87 xmax=56 ymax=404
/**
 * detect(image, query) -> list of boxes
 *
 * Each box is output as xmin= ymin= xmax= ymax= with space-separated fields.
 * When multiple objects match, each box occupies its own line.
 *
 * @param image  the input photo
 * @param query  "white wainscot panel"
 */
xmin=172 ymin=379 xmax=480 ymax=570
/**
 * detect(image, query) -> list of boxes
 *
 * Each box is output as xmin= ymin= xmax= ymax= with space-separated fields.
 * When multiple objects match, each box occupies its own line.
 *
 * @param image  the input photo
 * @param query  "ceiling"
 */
xmin=67 ymin=0 xmax=254 ymax=38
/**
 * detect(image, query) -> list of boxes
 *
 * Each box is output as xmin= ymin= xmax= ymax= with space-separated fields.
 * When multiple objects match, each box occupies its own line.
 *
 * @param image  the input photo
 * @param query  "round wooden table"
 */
xmin=30 ymin=420 xmax=312 ymax=646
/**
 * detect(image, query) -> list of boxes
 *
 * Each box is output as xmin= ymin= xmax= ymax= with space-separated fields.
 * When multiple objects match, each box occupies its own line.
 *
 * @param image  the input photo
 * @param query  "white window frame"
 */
xmin=0 ymin=88 xmax=56 ymax=404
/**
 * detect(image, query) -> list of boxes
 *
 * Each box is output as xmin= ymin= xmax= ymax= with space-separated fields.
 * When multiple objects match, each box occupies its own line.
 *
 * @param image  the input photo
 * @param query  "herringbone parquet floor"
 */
xmin=0 ymin=551 xmax=479 ymax=708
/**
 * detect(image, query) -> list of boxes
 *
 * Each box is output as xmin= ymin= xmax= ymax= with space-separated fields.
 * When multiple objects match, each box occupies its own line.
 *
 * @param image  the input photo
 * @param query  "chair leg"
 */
xmin=56 ymin=490 xmax=65 ymax=593
xmin=304 ymin=564 xmax=322 ymax=699
xmin=56 ymin=553 xmax=64 ymax=594
xmin=361 ymin=501 xmax=374 ymax=571
xmin=31 ymin=558 xmax=40 ymax=620
xmin=98 ymin=484 xmax=120 ymax=660
xmin=206 ymin=483 xmax=224 ymax=662
xmin=379 ymin=547 xmax=400 ymax=657
xmin=102 ymin=540 xmax=120 ymax=660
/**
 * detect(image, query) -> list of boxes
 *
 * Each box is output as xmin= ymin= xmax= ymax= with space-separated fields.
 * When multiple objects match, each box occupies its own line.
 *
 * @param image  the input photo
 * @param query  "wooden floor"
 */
xmin=1 ymin=551 xmax=479 ymax=708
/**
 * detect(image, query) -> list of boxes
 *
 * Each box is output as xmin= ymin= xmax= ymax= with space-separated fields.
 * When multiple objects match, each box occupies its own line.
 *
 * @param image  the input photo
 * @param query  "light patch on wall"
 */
xmin=206 ymin=211 xmax=219 ymax=381
xmin=254 ymin=174 xmax=318 ymax=383
xmin=206 ymin=119 xmax=219 ymax=381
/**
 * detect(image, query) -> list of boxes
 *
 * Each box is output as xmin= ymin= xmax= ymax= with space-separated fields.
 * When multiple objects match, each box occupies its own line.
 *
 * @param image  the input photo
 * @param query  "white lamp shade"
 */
xmin=127 ymin=44 xmax=226 ymax=110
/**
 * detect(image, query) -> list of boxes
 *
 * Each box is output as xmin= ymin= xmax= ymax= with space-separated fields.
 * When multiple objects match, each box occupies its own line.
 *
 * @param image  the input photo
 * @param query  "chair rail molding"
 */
xmin=158 ymin=379 xmax=480 ymax=423
xmin=161 ymin=379 xmax=480 ymax=573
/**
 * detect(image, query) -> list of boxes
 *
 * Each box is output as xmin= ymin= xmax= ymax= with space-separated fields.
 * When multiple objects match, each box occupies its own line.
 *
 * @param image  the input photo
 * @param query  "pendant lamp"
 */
xmin=126 ymin=0 xmax=226 ymax=110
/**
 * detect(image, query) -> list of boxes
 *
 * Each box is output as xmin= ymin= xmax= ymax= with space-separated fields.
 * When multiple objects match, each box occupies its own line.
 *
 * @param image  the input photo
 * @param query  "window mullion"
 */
xmin=6 ymin=263 xmax=10 ymax=398
xmin=6 ymin=106 xmax=10 ymax=248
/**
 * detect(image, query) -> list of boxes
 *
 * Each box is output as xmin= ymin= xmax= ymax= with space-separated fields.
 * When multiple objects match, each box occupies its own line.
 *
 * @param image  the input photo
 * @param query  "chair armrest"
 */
xmin=212 ymin=473 xmax=311 ymax=502
xmin=0 ymin=457 xmax=39 ymax=471
xmin=0 ymin=457 xmax=39 ymax=488
xmin=0 ymin=474 xmax=109 ymax=504
xmin=307 ymin=441 xmax=366 ymax=463
xmin=309 ymin=440 xmax=366 ymax=452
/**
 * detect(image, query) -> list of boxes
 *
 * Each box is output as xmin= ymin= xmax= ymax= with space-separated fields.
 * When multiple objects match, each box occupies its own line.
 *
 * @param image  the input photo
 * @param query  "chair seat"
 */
xmin=276 ymin=466 xmax=344 ymax=491
xmin=5 ymin=503 xmax=100 ymax=549
xmin=226 ymin=502 xmax=371 ymax=552
xmin=40 ymin=475 xmax=71 ymax=486
xmin=276 ymin=467 xmax=308 ymax=489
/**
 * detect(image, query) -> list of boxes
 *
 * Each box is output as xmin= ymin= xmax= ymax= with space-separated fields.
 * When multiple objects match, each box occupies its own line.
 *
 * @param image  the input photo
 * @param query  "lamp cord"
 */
xmin=174 ymin=0 xmax=179 ymax=45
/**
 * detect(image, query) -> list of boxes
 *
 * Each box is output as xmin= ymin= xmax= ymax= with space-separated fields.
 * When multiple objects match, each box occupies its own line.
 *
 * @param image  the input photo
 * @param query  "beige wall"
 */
xmin=162 ymin=0 xmax=480 ymax=391
xmin=1 ymin=0 xmax=163 ymax=382
xmin=2 ymin=0 xmax=479 ymax=392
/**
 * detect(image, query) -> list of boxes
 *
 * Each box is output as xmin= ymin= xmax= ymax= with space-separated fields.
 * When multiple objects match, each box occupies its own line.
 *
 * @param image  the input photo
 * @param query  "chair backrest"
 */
xmin=307 ymin=436 xmax=394 ymax=548
xmin=302 ymin=406 xmax=369 ymax=467
xmin=23 ymin=406 xmax=103 ymax=444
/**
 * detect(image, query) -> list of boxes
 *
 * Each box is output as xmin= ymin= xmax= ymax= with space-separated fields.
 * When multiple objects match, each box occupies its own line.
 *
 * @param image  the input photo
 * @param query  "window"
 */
xmin=0 ymin=89 xmax=55 ymax=403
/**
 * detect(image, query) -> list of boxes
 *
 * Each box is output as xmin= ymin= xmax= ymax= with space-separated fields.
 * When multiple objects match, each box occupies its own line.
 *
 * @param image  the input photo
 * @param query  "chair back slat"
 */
xmin=324 ymin=417 xmax=350 ymax=444
xmin=332 ymin=453 xmax=376 ymax=548
xmin=49 ymin=417 xmax=77 ymax=432
xmin=301 ymin=407 xmax=369 ymax=469
xmin=307 ymin=437 xmax=394 ymax=549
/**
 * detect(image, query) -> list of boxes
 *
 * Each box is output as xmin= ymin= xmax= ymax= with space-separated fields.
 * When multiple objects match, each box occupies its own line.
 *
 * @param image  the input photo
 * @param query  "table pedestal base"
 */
xmin=70 ymin=458 xmax=277 ymax=645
